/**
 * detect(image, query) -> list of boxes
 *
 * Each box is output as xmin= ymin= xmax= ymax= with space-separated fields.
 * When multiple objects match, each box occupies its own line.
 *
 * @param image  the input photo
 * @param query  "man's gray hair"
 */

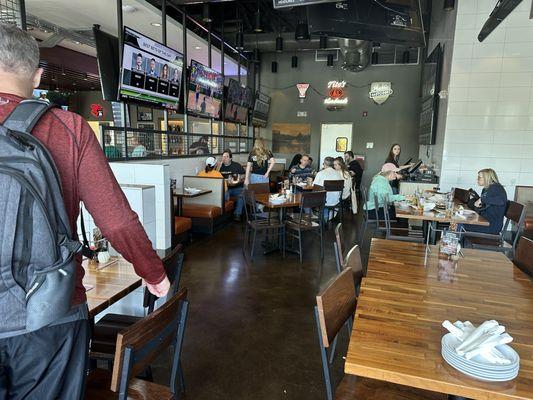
xmin=323 ymin=157 xmax=334 ymax=167
xmin=0 ymin=24 xmax=40 ymax=76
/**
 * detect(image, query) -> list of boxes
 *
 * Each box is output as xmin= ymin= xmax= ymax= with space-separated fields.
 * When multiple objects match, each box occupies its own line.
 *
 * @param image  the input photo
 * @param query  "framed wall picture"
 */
xmin=137 ymin=107 xmax=153 ymax=121
xmin=336 ymin=137 xmax=348 ymax=152
xmin=272 ymin=123 xmax=311 ymax=154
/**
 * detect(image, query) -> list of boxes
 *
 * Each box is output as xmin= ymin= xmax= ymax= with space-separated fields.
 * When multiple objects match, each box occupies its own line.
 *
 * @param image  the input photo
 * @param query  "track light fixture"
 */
xmin=371 ymin=51 xmax=379 ymax=64
xmin=295 ymin=22 xmax=309 ymax=41
xmin=444 ymin=0 xmax=455 ymax=11
xmin=402 ymin=50 xmax=410 ymax=64
xmin=276 ymin=36 xmax=283 ymax=52
xmin=291 ymin=56 xmax=298 ymax=68
xmin=271 ymin=61 xmax=278 ymax=73
xmin=319 ymin=35 xmax=328 ymax=49
xmin=236 ymin=30 xmax=244 ymax=50
xmin=254 ymin=9 xmax=262 ymax=32
xmin=253 ymin=48 xmax=261 ymax=63
xmin=202 ymin=3 xmax=212 ymax=23
xmin=327 ymin=54 xmax=334 ymax=67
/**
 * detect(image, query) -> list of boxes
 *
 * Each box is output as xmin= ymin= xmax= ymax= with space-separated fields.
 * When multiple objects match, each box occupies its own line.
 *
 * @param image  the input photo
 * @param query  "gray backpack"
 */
xmin=0 ymin=99 xmax=83 ymax=336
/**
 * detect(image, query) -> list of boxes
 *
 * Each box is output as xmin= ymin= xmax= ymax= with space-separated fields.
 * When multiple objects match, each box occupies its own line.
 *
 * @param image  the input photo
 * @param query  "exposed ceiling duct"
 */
xmin=338 ymin=38 xmax=371 ymax=72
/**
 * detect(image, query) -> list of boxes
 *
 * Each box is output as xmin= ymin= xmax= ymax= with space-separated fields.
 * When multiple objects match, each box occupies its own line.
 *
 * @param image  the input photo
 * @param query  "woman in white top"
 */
xmin=334 ymin=157 xmax=351 ymax=200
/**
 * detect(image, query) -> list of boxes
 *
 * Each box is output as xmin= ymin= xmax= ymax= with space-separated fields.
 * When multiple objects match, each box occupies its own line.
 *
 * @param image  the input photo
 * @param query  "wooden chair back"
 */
xmin=345 ymin=244 xmax=364 ymax=288
xmin=454 ymin=188 xmax=470 ymax=204
xmin=302 ymin=190 xmax=326 ymax=209
xmin=143 ymin=244 xmax=185 ymax=314
xmin=514 ymin=237 xmax=533 ymax=278
xmin=247 ymin=182 xmax=270 ymax=194
xmin=243 ymin=189 xmax=259 ymax=222
xmin=324 ymin=179 xmax=344 ymax=192
xmin=334 ymin=223 xmax=344 ymax=267
xmin=111 ymin=289 xmax=189 ymax=397
xmin=506 ymin=200 xmax=526 ymax=226
xmin=315 ymin=268 xmax=356 ymax=348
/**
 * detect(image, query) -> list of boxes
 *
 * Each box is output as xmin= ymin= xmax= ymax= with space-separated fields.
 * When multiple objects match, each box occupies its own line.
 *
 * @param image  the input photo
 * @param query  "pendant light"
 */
xmin=291 ymin=55 xmax=298 ymax=68
xmin=275 ymin=35 xmax=283 ymax=52
xmin=271 ymin=61 xmax=278 ymax=73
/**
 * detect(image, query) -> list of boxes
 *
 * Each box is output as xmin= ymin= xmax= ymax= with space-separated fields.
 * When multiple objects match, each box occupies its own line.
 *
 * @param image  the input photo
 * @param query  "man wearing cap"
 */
xmin=364 ymin=163 xmax=406 ymax=219
xmin=198 ymin=157 xmax=229 ymax=199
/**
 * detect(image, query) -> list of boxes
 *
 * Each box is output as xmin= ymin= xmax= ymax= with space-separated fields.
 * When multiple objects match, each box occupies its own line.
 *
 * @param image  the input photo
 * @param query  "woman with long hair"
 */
xmin=384 ymin=143 xmax=413 ymax=193
xmin=333 ymin=157 xmax=351 ymax=200
xmin=464 ymin=168 xmax=507 ymax=234
xmin=245 ymin=137 xmax=275 ymax=186
xmin=288 ymin=154 xmax=302 ymax=170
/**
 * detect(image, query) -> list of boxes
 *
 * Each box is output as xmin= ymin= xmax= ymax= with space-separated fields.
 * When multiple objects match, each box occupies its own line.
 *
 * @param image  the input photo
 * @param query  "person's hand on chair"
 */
xmin=144 ymin=276 xmax=171 ymax=297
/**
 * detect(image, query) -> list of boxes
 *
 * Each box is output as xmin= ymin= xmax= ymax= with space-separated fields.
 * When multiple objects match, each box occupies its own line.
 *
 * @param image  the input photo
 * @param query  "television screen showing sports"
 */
xmin=186 ymin=60 xmax=224 ymax=119
xmin=224 ymin=79 xmax=250 ymax=124
xmin=119 ymin=26 xmax=184 ymax=110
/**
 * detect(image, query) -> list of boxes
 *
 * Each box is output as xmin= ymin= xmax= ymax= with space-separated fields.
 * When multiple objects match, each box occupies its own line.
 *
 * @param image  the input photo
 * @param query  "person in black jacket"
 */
xmin=464 ymin=168 xmax=508 ymax=234
xmin=344 ymin=151 xmax=363 ymax=191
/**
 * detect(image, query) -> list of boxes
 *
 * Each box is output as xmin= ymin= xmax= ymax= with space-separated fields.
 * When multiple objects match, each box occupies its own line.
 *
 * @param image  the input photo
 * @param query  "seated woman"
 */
xmin=365 ymin=164 xmax=405 ymax=219
xmin=198 ymin=156 xmax=229 ymax=200
xmin=333 ymin=157 xmax=352 ymax=201
xmin=463 ymin=168 xmax=507 ymax=234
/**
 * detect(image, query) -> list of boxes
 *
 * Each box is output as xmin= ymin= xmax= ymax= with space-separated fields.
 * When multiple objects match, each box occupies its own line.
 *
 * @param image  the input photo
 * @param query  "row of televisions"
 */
xmin=94 ymin=25 xmax=270 ymax=127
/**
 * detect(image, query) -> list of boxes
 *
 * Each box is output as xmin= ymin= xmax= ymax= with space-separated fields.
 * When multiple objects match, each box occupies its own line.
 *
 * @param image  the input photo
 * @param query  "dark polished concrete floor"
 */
xmin=153 ymin=212 xmax=373 ymax=399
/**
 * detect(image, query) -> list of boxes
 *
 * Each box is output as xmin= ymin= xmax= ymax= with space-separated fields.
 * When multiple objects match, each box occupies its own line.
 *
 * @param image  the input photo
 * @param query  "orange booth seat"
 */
xmin=180 ymin=176 xmax=235 ymax=235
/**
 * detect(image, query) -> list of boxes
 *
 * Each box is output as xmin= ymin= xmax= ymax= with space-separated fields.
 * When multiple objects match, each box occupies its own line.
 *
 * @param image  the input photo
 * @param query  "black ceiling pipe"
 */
xmin=444 ymin=0 xmax=455 ymax=11
xmin=295 ymin=22 xmax=309 ymax=41
xmin=271 ymin=61 xmax=278 ymax=73
xmin=291 ymin=55 xmax=298 ymax=68
xmin=319 ymin=35 xmax=328 ymax=49
xmin=236 ymin=30 xmax=244 ymax=50
xmin=253 ymin=48 xmax=261 ymax=63
xmin=275 ymin=36 xmax=283 ymax=52
xmin=327 ymin=53 xmax=334 ymax=67
xmin=371 ymin=51 xmax=379 ymax=64
xmin=254 ymin=10 xmax=262 ymax=32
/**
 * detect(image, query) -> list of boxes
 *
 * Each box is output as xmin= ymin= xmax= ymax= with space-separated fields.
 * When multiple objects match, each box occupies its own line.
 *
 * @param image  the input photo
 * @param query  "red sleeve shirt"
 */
xmin=0 ymin=93 xmax=166 ymax=306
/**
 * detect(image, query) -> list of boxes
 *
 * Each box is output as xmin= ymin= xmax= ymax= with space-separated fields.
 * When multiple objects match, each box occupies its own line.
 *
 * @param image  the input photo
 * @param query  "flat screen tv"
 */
xmin=252 ymin=91 xmax=271 ymax=128
xmin=93 ymin=26 xmax=119 ymax=102
xmin=186 ymin=60 xmax=224 ymax=119
xmin=224 ymin=78 xmax=250 ymax=124
xmin=419 ymin=43 xmax=443 ymax=145
xmin=119 ymin=26 xmax=184 ymax=110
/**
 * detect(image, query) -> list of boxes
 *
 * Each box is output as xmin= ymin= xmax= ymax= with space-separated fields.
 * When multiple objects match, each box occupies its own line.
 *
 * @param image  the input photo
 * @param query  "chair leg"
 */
xmin=315 ymin=307 xmax=334 ymax=400
xmin=298 ymin=230 xmax=303 ymax=263
xmin=320 ymin=226 xmax=324 ymax=260
xmin=251 ymin=229 xmax=257 ymax=261
xmin=328 ymin=334 xmax=338 ymax=365
xmin=178 ymin=361 xmax=186 ymax=393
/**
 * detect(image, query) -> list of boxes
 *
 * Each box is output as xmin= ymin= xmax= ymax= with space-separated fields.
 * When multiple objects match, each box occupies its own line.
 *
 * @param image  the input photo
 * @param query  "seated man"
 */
xmin=288 ymin=154 xmax=313 ymax=182
xmin=218 ymin=149 xmax=245 ymax=221
xmin=313 ymin=157 xmax=342 ymax=220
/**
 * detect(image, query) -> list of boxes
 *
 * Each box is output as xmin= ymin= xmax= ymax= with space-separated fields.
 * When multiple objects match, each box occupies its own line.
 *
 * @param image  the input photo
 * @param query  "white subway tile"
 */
xmin=449 ymin=87 xmax=469 ymax=101
xmin=454 ymin=44 xmax=474 ymax=59
xmin=517 ymin=173 xmax=533 ymax=186
xmin=520 ymin=159 xmax=533 ymax=173
xmin=492 ymin=144 xmax=524 ymax=158
xmin=460 ymin=157 xmax=493 ymax=171
xmin=481 ymin=26 xmax=506 ymax=44
xmin=493 ymin=130 xmax=524 ymax=144
xmin=468 ymin=73 xmax=501 ymax=87
xmin=471 ymin=57 xmax=503 ymax=73
xmin=472 ymin=43 xmax=504 ymax=59
xmin=475 ymin=13 xmax=490 ymax=29
xmin=468 ymin=144 xmax=493 ymax=157
xmin=505 ymin=27 xmax=533 ymax=43
xmin=504 ymin=11 xmax=532 ymax=28
xmin=449 ymin=73 xmax=470 ymax=87
xmin=493 ymin=158 xmax=523 ymax=172
xmin=492 ymin=116 xmax=533 ymax=130
xmin=498 ymin=87 xmax=532 ymax=102
xmin=495 ymin=101 xmax=531 ymax=116
xmin=504 ymin=42 xmax=533 ymax=58
xmin=456 ymin=13 xmax=477 ymax=29
xmin=458 ymin=0 xmax=477 ymax=14
xmin=521 ymin=131 xmax=533 ymax=144
xmin=467 ymin=101 xmax=499 ymax=116
xmin=455 ymin=29 xmax=477 ymax=44
xmin=476 ymin=0 xmax=497 ymax=14
xmin=442 ymin=156 xmax=462 ymax=170
xmin=451 ymin=58 xmax=472 ymax=74
xmin=468 ymin=87 xmax=499 ymax=101
xmin=500 ymin=72 xmax=533 ymax=87
xmin=497 ymin=172 xmax=520 ymax=186
xmin=502 ymin=58 xmax=533 ymax=73
xmin=447 ymin=101 xmax=469 ymax=116
xmin=520 ymin=144 xmax=533 ymax=157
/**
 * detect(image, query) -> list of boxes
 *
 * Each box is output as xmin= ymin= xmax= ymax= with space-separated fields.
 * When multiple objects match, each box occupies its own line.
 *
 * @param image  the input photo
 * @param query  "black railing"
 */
xmin=100 ymin=125 xmax=253 ymax=161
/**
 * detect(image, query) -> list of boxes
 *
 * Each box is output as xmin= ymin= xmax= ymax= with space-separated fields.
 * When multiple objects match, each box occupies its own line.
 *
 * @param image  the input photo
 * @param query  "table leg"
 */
xmin=177 ymin=197 xmax=183 ymax=217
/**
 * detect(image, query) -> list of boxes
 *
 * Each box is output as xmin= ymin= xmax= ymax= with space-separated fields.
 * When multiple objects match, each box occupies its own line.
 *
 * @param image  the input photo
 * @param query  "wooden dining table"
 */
xmin=83 ymin=257 xmax=142 ymax=318
xmin=345 ymin=238 xmax=533 ymax=400
xmin=173 ymin=188 xmax=212 ymax=216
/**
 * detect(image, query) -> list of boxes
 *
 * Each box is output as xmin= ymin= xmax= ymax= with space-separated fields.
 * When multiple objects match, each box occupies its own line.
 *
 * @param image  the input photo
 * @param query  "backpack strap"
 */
xmin=2 ymin=99 xmax=56 ymax=134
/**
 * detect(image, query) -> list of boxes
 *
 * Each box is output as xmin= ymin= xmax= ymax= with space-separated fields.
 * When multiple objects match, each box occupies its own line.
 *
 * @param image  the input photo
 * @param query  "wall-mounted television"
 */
xmin=119 ymin=26 xmax=184 ymax=110
xmin=419 ymin=43 xmax=443 ymax=145
xmin=224 ymin=78 xmax=250 ymax=124
xmin=186 ymin=60 xmax=224 ymax=119
xmin=93 ymin=26 xmax=119 ymax=102
xmin=252 ymin=91 xmax=271 ymax=128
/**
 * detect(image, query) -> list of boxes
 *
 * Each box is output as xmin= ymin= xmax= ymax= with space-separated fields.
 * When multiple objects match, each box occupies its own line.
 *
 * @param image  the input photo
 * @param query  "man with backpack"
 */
xmin=0 ymin=24 xmax=170 ymax=399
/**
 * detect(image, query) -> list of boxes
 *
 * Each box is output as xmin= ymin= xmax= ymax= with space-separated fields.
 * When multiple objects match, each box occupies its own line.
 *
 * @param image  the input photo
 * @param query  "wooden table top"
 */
xmin=173 ymin=189 xmax=212 ymax=198
xmin=254 ymin=193 xmax=302 ymax=208
xmin=83 ymin=257 xmax=141 ymax=318
xmin=345 ymin=238 xmax=533 ymax=400
xmin=395 ymin=200 xmax=489 ymax=226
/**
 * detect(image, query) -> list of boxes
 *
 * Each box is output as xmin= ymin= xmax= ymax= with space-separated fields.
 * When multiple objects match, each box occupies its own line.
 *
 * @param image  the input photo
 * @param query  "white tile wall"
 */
xmin=439 ymin=0 xmax=533 ymax=200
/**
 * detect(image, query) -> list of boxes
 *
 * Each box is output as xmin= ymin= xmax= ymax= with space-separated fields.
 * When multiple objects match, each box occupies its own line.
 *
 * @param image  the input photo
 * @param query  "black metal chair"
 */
xmin=463 ymin=200 xmax=526 ymax=257
xmin=382 ymin=194 xmax=424 ymax=243
xmin=243 ymin=189 xmax=285 ymax=261
xmin=86 ymin=289 xmax=189 ymax=400
xmin=91 ymin=245 xmax=185 ymax=386
xmin=324 ymin=180 xmax=345 ymax=224
xmin=333 ymin=223 xmax=345 ymax=273
xmin=285 ymin=191 xmax=326 ymax=263
xmin=360 ymin=186 xmax=387 ymax=237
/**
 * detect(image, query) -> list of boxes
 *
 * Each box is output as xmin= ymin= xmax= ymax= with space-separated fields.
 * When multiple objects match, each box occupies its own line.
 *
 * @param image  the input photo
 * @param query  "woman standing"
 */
xmin=384 ymin=143 xmax=412 ymax=193
xmin=464 ymin=169 xmax=508 ymax=234
xmin=333 ymin=157 xmax=352 ymax=200
xmin=245 ymin=138 xmax=275 ymax=186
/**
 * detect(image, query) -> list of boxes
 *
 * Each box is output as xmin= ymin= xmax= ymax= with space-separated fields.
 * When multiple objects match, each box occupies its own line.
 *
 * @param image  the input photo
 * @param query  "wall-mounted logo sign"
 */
xmin=296 ymin=83 xmax=310 ymax=103
xmin=90 ymin=103 xmax=105 ymax=118
xmin=369 ymin=82 xmax=393 ymax=105
xmin=324 ymin=81 xmax=348 ymax=107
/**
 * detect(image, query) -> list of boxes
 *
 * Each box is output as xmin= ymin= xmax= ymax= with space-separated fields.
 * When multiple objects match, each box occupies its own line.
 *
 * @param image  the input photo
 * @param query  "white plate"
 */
xmin=442 ymin=348 xmax=519 ymax=374
xmin=442 ymin=334 xmax=520 ymax=368
xmin=442 ymin=351 xmax=519 ymax=382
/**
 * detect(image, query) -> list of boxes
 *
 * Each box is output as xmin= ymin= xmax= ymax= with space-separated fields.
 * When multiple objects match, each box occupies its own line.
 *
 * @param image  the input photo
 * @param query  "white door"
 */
xmin=319 ymin=123 xmax=353 ymax=166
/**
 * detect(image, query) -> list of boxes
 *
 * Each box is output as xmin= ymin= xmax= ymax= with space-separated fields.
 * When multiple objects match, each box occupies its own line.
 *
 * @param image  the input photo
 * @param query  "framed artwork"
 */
xmin=137 ymin=107 xmax=153 ymax=121
xmin=272 ymin=123 xmax=311 ymax=154
xmin=336 ymin=137 xmax=348 ymax=152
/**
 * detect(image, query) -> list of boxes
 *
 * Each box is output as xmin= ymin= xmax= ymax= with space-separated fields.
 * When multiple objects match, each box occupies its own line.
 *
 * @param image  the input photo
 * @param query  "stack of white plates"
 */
xmin=441 ymin=334 xmax=520 ymax=382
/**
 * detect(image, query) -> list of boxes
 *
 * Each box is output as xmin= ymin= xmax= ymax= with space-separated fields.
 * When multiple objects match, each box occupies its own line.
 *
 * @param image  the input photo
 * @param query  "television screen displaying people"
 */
xmin=224 ymin=78 xmax=251 ymax=124
xmin=252 ymin=91 xmax=271 ymax=127
xmin=186 ymin=60 xmax=224 ymax=119
xmin=119 ymin=26 xmax=183 ymax=110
